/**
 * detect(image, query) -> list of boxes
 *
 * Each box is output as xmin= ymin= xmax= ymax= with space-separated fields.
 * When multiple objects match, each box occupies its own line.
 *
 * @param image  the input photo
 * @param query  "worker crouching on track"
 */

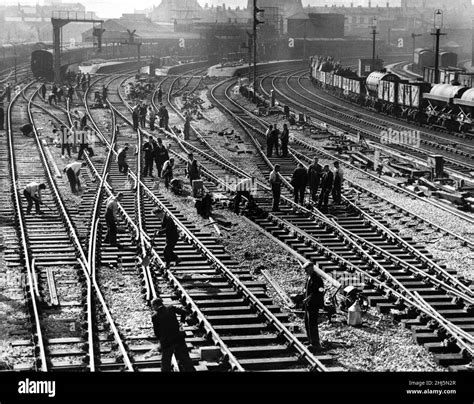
xmin=104 ymin=192 xmax=124 ymax=248
xmin=23 ymin=182 xmax=46 ymax=215
xmin=151 ymin=297 xmax=195 ymax=372
xmin=64 ymin=161 xmax=87 ymax=194
xmin=302 ymin=262 xmax=325 ymax=352
xmin=161 ymin=158 xmax=175 ymax=189
xmin=233 ymin=177 xmax=255 ymax=215
xmin=117 ymin=145 xmax=129 ymax=174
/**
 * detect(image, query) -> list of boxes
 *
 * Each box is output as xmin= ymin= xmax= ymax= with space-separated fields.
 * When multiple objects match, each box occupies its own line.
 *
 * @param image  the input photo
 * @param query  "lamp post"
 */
xmin=431 ymin=9 xmax=445 ymax=84
xmin=370 ymin=16 xmax=378 ymax=72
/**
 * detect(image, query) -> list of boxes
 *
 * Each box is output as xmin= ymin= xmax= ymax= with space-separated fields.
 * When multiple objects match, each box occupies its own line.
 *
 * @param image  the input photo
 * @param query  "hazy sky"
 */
xmin=0 ymin=0 xmax=468 ymax=18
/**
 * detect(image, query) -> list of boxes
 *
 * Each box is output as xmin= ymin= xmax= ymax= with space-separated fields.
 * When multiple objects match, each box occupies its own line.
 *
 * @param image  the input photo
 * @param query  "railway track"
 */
xmin=112 ymin=63 xmax=474 ymax=370
xmin=100 ymin=68 xmax=344 ymax=371
xmin=245 ymin=68 xmax=474 ymax=223
xmin=191 ymin=76 xmax=474 ymax=370
xmin=264 ymin=69 xmax=474 ymax=182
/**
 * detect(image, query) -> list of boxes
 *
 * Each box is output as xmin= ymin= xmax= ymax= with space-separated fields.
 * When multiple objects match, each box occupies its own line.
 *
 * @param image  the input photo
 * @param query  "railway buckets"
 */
xmin=348 ymin=301 xmax=362 ymax=327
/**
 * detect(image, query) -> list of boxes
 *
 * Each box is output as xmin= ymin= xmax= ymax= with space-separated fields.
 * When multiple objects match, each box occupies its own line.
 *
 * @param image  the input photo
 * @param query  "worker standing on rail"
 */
xmin=104 ymin=192 xmax=124 ymax=248
xmin=132 ymin=103 xmax=140 ymax=131
xmin=332 ymin=161 xmax=344 ymax=205
xmin=161 ymin=158 xmax=175 ymax=189
xmin=139 ymin=102 xmax=147 ymax=129
xmin=317 ymin=165 xmax=333 ymax=212
xmin=183 ymin=112 xmax=191 ymax=140
xmin=101 ymin=85 xmax=108 ymax=104
xmin=302 ymin=262 xmax=324 ymax=352
xmin=23 ymin=182 xmax=46 ymax=215
xmin=80 ymin=112 xmax=88 ymax=130
xmin=5 ymin=83 xmax=11 ymax=102
xmin=86 ymin=73 xmax=91 ymax=87
xmin=308 ymin=157 xmax=322 ymax=203
xmin=271 ymin=125 xmax=280 ymax=157
xmin=269 ymin=164 xmax=282 ymax=212
xmin=291 ymin=162 xmax=308 ymax=205
xmin=185 ymin=153 xmax=201 ymax=187
xmin=265 ymin=124 xmax=273 ymax=157
xmin=154 ymin=209 xmax=182 ymax=269
xmin=64 ymin=161 xmax=87 ymax=194
xmin=154 ymin=138 xmax=169 ymax=177
xmin=150 ymin=297 xmax=195 ymax=372
xmin=143 ymin=136 xmax=155 ymax=177
xmin=157 ymin=85 xmax=163 ymax=103
xmin=117 ymin=145 xmax=129 ymax=174
xmin=77 ymin=124 xmax=89 ymax=160
xmin=147 ymin=106 xmax=156 ymax=131
xmin=0 ymin=103 xmax=4 ymax=131
xmin=60 ymin=125 xmax=72 ymax=159
xmin=159 ymin=105 xmax=169 ymax=131
xmin=280 ymin=123 xmax=289 ymax=158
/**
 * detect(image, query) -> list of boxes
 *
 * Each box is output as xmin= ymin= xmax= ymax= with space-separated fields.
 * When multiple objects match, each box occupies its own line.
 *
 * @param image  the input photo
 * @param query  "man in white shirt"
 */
xmin=64 ymin=161 xmax=87 ymax=193
xmin=23 ymin=182 xmax=46 ymax=215
xmin=269 ymin=164 xmax=282 ymax=212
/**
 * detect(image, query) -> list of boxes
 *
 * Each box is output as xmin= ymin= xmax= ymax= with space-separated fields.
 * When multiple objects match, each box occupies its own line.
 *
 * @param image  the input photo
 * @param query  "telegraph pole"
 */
xmin=253 ymin=0 xmax=264 ymax=102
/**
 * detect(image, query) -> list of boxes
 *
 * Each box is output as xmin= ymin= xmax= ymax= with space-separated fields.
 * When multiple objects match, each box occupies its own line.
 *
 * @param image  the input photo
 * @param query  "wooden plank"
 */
xmin=47 ymin=268 xmax=59 ymax=306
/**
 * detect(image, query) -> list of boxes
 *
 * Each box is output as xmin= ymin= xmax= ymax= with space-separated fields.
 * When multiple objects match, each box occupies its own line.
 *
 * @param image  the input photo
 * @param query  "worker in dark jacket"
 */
xmin=142 ymin=136 xmax=155 ymax=177
xmin=271 ymin=125 xmax=280 ymax=157
xmin=157 ymin=85 xmax=163 ymax=103
xmin=153 ymin=138 xmax=169 ymax=177
xmin=0 ymin=104 xmax=4 ymax=131
xmin=154 ymin=210 xmax=181 ymax=269
xmin=317 ymin=165 xmax=333 ymax=211
xmin=132 ymin=104 xmax=140 ymax=131
xmin=291 ymin=163 xmax=308 ymax=205
xmin=139 ymin=102 xmax=147 ymax=128
xmin=151 ymin=297 xmax=195 ymax=372
xmin=39 ymin=83 xmax=47 ymax=99
xmin=104 ymin=192 xmax=124 ymax=248
xmin=23 ymin=182 xmax=46 ymax=215
xmin=185 ymin=153 xmax=200 ymax=186
xmin=308 ymin=157 xmax=322 ymax=203
xmin=101 ymin=85 xmax=108 ymax=104
xmin=117 ymin=145 xmax=129 ymax=174
xmin=302 ymin=262 xmax=324 ymax=352
xmin=280 ymin=124 xmax=289 ymax=157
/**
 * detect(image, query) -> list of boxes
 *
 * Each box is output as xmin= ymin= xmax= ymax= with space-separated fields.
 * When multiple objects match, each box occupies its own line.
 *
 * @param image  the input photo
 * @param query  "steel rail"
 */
xmin=272 ymin=70 xmax=474 ymax=172
xmin=220 ymin=75 xmax=474 ymax=237
xmin=208 ymin=74 xmax=474 ymax=358
xmin=110 ymin=72 xmax=331 ymax=371
xmin=28 ymin=82 xmax=135 ymax=371
xmin=6 ymin=81 xmax=48 ymax=371
xmin=85 ymin=74 xmax=246 ymax=372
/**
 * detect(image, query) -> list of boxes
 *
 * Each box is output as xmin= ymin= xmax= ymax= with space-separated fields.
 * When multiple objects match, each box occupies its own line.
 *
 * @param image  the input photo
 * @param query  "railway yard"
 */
xmin=0 ymin=55 xmax=473 ymax=398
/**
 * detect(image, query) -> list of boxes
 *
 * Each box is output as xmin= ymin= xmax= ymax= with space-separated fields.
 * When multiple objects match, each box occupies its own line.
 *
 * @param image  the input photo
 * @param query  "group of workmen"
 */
xmin=132 ymin=102 xmax=169 ymax=133
xmin=269 ymin=158 xmax=344 ymax=212
xmin=265 ymin=123 xmax=290 ymax=158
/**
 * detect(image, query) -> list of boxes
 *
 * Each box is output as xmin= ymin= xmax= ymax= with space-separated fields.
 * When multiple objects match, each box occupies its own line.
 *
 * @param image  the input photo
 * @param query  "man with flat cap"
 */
xmin=150 ymin=297 xmax=195 ymax=372
xmin=302 ymin=261 xmax=325 ymax=352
